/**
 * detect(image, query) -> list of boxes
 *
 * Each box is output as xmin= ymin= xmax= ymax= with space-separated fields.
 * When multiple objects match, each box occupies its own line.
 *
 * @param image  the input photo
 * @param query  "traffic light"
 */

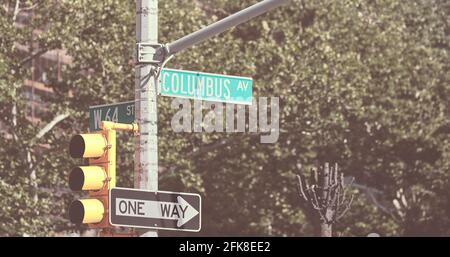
xmin=68 ymin=122 xmax=116 ymax=228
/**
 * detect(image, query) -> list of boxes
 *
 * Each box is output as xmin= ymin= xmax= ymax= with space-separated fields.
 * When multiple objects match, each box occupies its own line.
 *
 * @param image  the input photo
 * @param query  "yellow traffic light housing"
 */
xmin=68 ymin=121 xmax=138 ymax=230
xmin=69 ymin=133 xmax=108 ymax=158
xmin=68 ymin=123 xmax=117 ymax=229
xmin=69 ymin=166 xmax=107 ymax=191
xmin=69 ymin=199 xmax=105 ymax=224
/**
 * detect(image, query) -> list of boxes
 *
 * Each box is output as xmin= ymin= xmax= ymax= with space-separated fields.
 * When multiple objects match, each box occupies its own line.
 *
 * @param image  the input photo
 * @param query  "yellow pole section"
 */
xmin=106 ymin=129 xmax=116 ymax=188
xmin=101 ymin=121 xmax=138 ymax=133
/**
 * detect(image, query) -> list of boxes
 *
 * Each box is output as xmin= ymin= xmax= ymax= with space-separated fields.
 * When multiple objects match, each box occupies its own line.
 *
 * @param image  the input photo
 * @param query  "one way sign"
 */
xmin=109 ymin=187 xmax=201 ymax=232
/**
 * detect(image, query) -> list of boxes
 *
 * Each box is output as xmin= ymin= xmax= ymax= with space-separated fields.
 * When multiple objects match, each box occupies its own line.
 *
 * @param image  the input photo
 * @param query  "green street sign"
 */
xmin=88 ymin=69 xmax=252 ymax=130
xmin=159 ymin=68 xmax=253 ymax=105
xmin=89 ymin=101 xmax=135 ymax=131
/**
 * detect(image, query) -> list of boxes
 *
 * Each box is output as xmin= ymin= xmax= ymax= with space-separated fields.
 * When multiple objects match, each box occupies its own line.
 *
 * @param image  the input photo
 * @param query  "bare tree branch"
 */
xmin=34 ymin=113 xmax=69 ymax=141
xmin=351 ymin=182 xmax=383 ymax=194
xmin=20 ymin=0 xmax=43 ymax=11
xmin=26 ymin=113 xmax=70 ymax=203
xmin=27 ymin=113 xmax=70 ymax=172
xmin=1 ymin=4 xmax=9 ymax=13
xmin=19 ymin=48 xmax=48 ymax=67
xmin=296 ymin=174 xmax=309 ymax=201
xmin=295 ymin=163 xmax=355 ymax=236
xmin=12 ymin=0 xmax=20 ymax=22
xmin=336 ymin=194 xmax=354 ymax=220
xmin=350 ymin=182 xmax=401 ymax=223
xmin=12 ymin=0 xmax=44 ymax=22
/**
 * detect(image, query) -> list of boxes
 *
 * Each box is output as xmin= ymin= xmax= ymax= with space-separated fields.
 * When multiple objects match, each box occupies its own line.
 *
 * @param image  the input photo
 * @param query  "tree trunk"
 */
xmin=27 ymin=150 xmax=38 ymax=202
xmin=321 ymin=222 xmax=332 ymax=237
xmin=320 ymin=163 xmax=333 ymax=237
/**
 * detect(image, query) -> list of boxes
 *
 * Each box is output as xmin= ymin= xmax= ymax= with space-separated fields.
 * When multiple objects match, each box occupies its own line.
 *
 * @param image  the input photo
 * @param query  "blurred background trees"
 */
xmin=0 ymin=0 xmax=448 ymax=236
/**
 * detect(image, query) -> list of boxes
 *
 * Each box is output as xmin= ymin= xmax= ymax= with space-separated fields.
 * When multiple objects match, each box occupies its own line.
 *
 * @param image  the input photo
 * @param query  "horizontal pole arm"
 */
xmin=101 ymin=121 xmax=139 ymax=133
xmin=166 ymin=0 xmax=290 ymax=55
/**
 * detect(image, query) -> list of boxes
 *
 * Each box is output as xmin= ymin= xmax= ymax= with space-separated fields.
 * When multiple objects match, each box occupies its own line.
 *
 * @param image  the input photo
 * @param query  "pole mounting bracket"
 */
xmin=136 ymin=43 xmax=167 ymax=65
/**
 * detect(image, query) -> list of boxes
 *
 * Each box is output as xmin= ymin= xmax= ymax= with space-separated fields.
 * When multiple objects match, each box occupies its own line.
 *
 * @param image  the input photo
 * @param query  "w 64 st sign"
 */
xmin=89 ymin=101 xmax=135 ymax=131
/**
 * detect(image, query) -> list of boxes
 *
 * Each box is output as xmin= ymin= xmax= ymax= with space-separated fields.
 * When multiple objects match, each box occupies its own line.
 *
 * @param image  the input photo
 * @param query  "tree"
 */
xmin=297 ymin=163 xmax=354 ymax=237
xmin=0 ymin=0 xmax=449 ymax=236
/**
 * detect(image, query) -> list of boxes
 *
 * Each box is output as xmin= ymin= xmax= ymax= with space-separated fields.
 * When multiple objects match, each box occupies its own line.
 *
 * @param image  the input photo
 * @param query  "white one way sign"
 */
xmin=115 ymin=196 xmax=199 ymax=227
xmin=110 ymin=188 xmax=201 ymax=232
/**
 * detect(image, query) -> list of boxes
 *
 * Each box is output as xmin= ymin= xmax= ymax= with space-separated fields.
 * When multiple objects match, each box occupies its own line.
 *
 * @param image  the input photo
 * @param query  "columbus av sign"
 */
xmin=159 ymin=68 xmax=253 ymax=105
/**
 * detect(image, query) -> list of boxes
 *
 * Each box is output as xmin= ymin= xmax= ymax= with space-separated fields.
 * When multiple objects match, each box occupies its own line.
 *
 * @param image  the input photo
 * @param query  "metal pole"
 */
xmin=166 ymin=0 xmax=290 ymax=55
xmin=135 ymin=0 xmax=158 ymax=237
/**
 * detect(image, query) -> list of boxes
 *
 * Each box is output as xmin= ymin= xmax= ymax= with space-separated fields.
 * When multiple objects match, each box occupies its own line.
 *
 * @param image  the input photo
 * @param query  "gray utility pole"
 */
xmin=132 ymin=0 xmax=290 ymax=237
xmin=165 ymin=0 xmax=290 ymax=56
xmin=135 ymin=0 xmax=158 ymax=237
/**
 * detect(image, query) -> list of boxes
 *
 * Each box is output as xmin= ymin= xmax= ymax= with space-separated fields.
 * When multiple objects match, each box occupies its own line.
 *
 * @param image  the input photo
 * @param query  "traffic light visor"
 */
xmin=69 ymin=134 xmax=107 ymax=158
xmin=69 ymin=199 xmax=105 ymax=224
xmin=69 ymin=166 xmax=107 ymax=191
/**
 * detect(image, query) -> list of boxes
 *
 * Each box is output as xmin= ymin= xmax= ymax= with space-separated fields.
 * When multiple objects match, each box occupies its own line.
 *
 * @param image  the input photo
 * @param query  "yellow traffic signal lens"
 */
xmin=69 ymin=199 xmax=105 ymax=224
xmin=69 ymin=166 xmax=107 ymax=191
xmin=69 ymin=134 xmax=107 ymax=158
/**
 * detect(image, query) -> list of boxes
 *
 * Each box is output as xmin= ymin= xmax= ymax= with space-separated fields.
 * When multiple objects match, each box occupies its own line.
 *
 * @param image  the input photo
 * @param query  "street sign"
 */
xmin=109 ymin=187 xmax=201 ymax=232
xmin=89 ymin=101 xmax=135 ymax=131
xmin=88 ymin=69 xmax=252 ymax=130
xmin=159 ymin=68 xmax=253 ymax=105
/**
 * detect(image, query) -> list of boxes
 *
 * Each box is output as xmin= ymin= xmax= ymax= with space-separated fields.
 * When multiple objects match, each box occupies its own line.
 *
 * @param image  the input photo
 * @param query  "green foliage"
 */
xmin=0 ymin=0 xmax=449 ymax=236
